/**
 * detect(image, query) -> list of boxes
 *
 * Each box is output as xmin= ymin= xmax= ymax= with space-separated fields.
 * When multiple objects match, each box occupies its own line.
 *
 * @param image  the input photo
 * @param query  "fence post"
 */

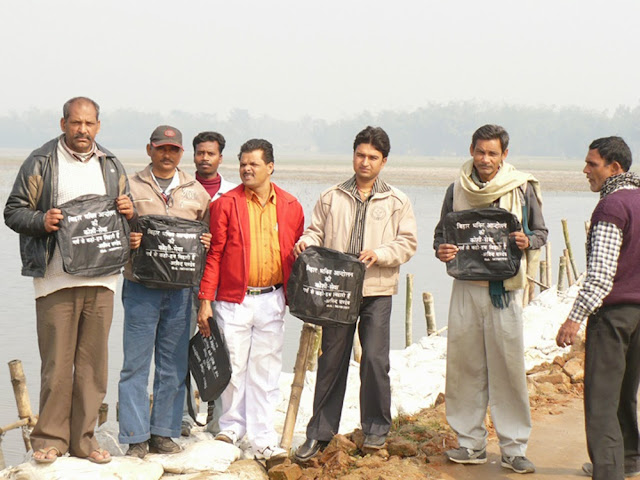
xmin=558 ymin=256 xmax=567 ymax=292
xmin=9 ymin=360 xmax=35 ymax=452
xmin=405 ymin=274 xmax=414 ymax=347
xmin=281 ymin=323 xmax=316 ymax=451
xmin=422 ymin=292 xmax=436 ymax=335
xmin=561 ymin=219 xmax=579 ymax=279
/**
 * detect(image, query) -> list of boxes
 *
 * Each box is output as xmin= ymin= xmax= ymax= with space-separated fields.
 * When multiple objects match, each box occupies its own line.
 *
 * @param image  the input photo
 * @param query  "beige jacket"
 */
xmin=123 ymin=164 xmax=210 ymax=281
xmin=299 ymin=183 xmax=417 ymax=296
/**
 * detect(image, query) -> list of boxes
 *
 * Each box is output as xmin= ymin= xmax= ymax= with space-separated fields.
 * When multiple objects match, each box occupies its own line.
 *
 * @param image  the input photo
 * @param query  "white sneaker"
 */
xmin=215 ymin=430 xmax=238 ymax=445
xmin=255 ymin=445 xmax=287 ymax=460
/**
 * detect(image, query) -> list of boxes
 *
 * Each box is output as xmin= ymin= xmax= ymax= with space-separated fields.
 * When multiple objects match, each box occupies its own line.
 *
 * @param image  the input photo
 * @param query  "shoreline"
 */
xmin=0 ymin=154 xmax=595 ymax=192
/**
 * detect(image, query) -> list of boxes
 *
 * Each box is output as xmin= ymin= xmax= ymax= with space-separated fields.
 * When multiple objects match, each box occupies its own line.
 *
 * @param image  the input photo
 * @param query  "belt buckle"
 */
xmin=247 ymin=287 xmax=262 ymax=295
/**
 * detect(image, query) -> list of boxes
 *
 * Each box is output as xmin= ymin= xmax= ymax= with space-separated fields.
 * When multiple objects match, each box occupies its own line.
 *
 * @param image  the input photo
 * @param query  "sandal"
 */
xmin=87 ymin=448 xmax=112 ymax=464
xmin=33 ymin=446 xmax=61 ymax=464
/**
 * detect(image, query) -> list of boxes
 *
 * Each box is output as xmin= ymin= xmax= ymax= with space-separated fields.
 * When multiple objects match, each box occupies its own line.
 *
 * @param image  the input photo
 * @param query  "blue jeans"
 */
xmin=118 ymin=279 xmax=191 ymax=444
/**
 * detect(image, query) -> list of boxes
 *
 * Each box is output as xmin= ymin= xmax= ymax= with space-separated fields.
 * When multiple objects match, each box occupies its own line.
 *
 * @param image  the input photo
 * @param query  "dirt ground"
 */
xmin=285 ymin=391 xmax=590 ymax=479
xmin=282 ymin=354 xmax=591 ymax=480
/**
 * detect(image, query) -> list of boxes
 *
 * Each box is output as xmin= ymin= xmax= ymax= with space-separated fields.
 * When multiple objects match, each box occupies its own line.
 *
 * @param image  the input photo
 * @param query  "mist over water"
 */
xmin=0 ymin=158 xmax=597 ymax=467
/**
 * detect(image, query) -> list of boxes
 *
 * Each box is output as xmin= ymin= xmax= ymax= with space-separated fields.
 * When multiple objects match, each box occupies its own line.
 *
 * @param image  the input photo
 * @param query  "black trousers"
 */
xmin=585 ymin=304 xmax=640 ymax=480
xmin=306 ymin=296 xmax=392 ymax=441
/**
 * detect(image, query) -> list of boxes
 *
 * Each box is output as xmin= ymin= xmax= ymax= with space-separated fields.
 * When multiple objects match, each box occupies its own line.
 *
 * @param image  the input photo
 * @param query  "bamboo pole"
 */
xmin=8 ymin=360 xmax=34 ymax=426
xmin=558 ymin=256 xmax=567 ymax=292
xmin=8 ymin=360 xmax=34 ymax=452
xmin=281 ymin=322 xmax=316 ymax=451
xmin=564 ymin=249 xmax=575 ymax=286
xmin=306 ymin=326 xmax=322 ymax=372
xmin=539 ymin=260 xmax=548 ymax=291
xmin=0 ymin=418 xmax=29 ymax=434
xmin=545 ymin=242 xmax=553 ymax=289
xmin=561 ymin=219 xmax=579 ymax=279
xmin=422 ymin=292 xmax=437 ymax=336
xmin=405 ymin=274 xmax=414 ymax=347
xmin=98 ymin=403 xmax=108 ymax=427
xmin=526 ymin=275 xmax=548 ymax=290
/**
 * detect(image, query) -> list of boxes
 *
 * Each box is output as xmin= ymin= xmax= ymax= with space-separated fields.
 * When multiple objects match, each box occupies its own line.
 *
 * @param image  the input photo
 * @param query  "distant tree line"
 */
xmin=1 ymin=101 xmax=639 ymax=158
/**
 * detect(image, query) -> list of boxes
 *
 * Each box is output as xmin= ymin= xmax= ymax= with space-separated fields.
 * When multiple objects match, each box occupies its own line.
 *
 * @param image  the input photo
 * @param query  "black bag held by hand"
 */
xmin=443 ymin=207 xmax=523 ymax=281
xmin=56 ymin=194 xmax=130 ymax=277
xmin=287 ymin=245 xmax=366 ymax=327
xmin=188 ymin=316 xmax=232 ymax=403
xmin=132 ymin=214 xmax=208 ymax=289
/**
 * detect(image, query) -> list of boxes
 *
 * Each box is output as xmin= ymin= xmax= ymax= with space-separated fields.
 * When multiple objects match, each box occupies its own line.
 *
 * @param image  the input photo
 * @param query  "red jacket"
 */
xmin=198 ymin=183 xmax=304 ymax=304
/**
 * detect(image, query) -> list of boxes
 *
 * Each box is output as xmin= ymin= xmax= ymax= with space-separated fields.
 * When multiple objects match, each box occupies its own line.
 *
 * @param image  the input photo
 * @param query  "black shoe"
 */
xmin=294 ymin=438 xmax=328 ymax=462
xmin=363 ymin=434 xmax=387 ymax=450
xmin=125 ymin=441 xmax=148 ymax=459
xmin=149 ymin=435 xmax=181 ymax=454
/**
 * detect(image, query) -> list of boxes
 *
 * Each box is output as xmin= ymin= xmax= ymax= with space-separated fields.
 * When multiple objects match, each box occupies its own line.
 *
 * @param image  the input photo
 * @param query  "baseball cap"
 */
xmin=150 ymin=125 xmax=183 ymax=149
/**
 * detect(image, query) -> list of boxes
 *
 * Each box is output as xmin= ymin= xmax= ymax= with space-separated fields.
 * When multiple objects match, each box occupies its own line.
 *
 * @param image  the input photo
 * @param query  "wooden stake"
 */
xmin=545 ymin=241 xmax=553 ymax=289
xmin=561 ymin=219 xmax=579 ymax=279
xmin=422 ymin=292 xmax=436 ymax=336
xmin=405 ymin=274 xmax=414 ymax=347
xmin=0 ymin=418 xmax=29 ymax=434
xmin=564 ymin=249 xmax=575 ymax=286
xmin=98 ymin=403 xmax=108 ymax=427
xmin=539 ymin=260 xmax=548 ymax=291
xmin=0 ymin=437 xmax=4 ymax=471
xmin=281 ymin=322 xmax=316 ymax=451
xmin=558 ymin=256 xmax=567 ymax=292
xmin=306 ymin=326 xmax=322 ymax=372
xmin=8 ymin=360 xmax=34 ymax=452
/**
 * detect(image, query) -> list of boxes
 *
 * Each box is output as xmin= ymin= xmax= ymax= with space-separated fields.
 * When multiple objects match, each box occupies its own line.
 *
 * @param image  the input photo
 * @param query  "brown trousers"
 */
xmin=32 ymin=286 xmax=113 ymax=457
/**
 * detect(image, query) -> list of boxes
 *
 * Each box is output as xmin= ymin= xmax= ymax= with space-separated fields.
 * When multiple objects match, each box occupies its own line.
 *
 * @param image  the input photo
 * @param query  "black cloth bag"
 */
xmin=443 ymin=207 xmax=523 ymax=281
xmin=287 ymin=245 xmax=365 ymax=327
xmin=132 ymin=214 xmax=208 ymax=289
xmin=56 ymin=194 xmax=130 ymax=277
xmin=188 ymin=316 xmax=232 ymax=403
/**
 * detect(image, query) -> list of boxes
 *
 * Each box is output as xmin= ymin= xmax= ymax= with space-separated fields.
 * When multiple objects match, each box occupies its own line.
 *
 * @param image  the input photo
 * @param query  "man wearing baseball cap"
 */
xmin=118 ymin=125 xmax=212 ymax=458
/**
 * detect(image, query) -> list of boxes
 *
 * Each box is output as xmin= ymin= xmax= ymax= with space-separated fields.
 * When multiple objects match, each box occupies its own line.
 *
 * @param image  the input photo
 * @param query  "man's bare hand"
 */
xmin=129 ymin=232 xmax=142 ymax=249
xmin=359 ymin=249 xmax=378 ymax=268
xmin=44 ymin=208 xmax=63 ymax=232
xmin=556 ymin=319 xmax=581 ymax=347
xmin=437 ymin=243 xmax=458 ymax=263
xmin=198 ymin=300 xmax=213 ymax=337
xmin=200 ymin=233 xmax=212 ymax=251
xmin=510 ymin=231 xmax=530 ymax=250
xmin=116 ymin=195 xmax=135 ymax=220
xmin=294 ymin=241 xmax=308 ymax=259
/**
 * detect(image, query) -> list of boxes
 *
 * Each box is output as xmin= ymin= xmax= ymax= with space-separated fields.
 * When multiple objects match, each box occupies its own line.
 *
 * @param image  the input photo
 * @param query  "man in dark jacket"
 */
xmin=4 ymin=97 xmax=135 ymax=464
xmin=556 ymin=136 xmax=640 ymax=480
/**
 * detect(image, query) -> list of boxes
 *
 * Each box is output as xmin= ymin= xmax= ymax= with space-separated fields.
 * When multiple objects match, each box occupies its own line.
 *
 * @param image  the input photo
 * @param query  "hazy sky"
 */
xmin=2 ymin=0 xmax=639 ymax=121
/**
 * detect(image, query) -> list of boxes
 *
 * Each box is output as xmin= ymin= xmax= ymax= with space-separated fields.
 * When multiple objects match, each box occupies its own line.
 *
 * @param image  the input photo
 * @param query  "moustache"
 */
xmin=74 ymin=134 xmax=91 ymax=140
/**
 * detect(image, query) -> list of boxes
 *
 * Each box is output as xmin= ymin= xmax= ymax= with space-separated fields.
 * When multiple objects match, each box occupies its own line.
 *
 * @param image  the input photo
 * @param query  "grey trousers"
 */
xmin=585 ymin=304 xmax=640 ymax=480
xmin=33 ymin=286 xmax=114 ymax=457
xmin=445 ymin=280 xmax=531 ymax=456
xmin=306 ymin=296 xmax=392 ymax=442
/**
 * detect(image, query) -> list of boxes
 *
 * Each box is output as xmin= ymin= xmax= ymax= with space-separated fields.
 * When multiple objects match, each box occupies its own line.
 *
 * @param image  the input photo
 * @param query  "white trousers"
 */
xmin=215 ymin=288 xmax=285 ymax=450
xmin=445 ymin=280 xmax=531 ymax=456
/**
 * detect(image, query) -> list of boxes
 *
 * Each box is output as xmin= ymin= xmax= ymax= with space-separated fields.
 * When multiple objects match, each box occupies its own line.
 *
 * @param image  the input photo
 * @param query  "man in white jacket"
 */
xmin=293 ymin=126 xmax=417 ymax=461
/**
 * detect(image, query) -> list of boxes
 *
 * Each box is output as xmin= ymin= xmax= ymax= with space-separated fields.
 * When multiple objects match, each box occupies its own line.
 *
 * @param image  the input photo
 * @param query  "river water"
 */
xmin=0 ymin=155 xmax=597 ymax=466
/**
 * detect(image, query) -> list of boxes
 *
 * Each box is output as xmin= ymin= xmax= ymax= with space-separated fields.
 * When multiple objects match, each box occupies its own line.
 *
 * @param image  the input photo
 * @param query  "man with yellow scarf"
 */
xmin=433 ymin=124 xmax=547 ymax=475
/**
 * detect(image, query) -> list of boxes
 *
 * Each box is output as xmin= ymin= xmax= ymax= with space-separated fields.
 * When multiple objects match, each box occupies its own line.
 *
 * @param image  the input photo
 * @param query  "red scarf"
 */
xmin=196 ymin=172 xmax=221 ymax=198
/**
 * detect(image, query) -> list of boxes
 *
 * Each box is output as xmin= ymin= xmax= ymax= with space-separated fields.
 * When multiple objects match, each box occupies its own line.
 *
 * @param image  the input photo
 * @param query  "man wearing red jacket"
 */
xmin=197 ymin=138 xmax=304 ymax=462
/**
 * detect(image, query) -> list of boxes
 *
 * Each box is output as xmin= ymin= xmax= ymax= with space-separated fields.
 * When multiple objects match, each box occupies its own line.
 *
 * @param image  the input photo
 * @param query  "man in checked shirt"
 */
xmin=556 ymin=136 xmax=640 ymax=480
